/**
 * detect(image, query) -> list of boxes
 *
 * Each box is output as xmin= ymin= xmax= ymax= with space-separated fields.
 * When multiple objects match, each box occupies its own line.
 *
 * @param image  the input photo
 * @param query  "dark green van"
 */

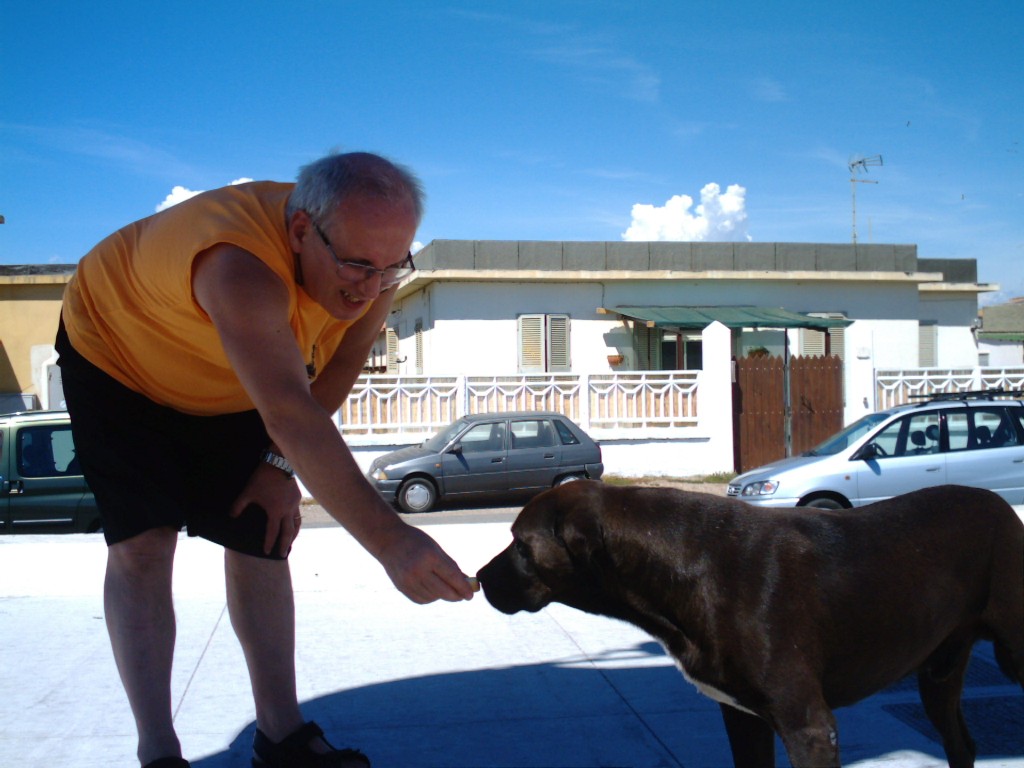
xmin=0 ymin=411 xmax=100 ymax=534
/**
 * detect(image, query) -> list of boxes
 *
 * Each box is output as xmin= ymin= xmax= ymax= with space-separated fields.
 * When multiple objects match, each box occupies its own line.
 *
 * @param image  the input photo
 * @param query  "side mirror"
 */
xmin=448 ymin=442 xmax=463 ymax=455
xmin=853 ymin=443 xmax=879 ymax=461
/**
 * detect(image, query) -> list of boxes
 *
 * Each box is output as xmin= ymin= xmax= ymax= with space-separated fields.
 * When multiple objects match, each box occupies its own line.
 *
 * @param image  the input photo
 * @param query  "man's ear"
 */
xmin=287 ymin=209 xmax=313 ymax=253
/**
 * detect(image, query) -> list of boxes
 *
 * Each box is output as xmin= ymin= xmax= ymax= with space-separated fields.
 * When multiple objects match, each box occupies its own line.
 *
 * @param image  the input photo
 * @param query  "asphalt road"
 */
xmin=301 ymin=481 xmax=730 ymax=529
xmin=300 ymin=499 xmax=521 ymax=528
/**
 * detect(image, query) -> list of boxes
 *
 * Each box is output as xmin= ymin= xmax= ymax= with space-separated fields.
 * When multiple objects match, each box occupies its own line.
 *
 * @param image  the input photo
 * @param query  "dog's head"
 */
xmin=476 ymin=480 xmax=610 ymax=615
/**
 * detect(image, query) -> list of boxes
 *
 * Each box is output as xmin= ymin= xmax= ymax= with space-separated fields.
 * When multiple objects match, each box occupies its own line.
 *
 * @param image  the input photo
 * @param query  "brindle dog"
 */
xmin=477 ymin=482 xmax=1024 ymax=768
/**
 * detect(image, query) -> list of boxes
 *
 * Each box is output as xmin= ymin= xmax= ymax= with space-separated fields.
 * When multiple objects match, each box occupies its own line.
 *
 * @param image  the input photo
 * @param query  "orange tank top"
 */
xmin=62 ymin=181 xmax=364 ymax=415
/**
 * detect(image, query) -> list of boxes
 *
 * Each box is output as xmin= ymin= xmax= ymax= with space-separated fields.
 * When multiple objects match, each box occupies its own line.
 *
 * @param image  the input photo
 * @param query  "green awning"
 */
xmin=978 ymin=331 xmax=1024 ymax=342
xmin=607 ymin=306 xmax=852 ymax=330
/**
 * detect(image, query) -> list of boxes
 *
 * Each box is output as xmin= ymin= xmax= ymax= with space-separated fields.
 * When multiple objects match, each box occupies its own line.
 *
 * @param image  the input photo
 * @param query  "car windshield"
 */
xmin=803 ymin=412 xmax=893 ymax=456
xmin=422 ymin=418 xmax=472 ymax=452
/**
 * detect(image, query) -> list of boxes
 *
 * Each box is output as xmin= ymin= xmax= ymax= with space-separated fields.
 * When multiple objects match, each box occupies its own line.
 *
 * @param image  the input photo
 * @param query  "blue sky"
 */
xmin=3 ymin=1 xmax=1022 ymax=302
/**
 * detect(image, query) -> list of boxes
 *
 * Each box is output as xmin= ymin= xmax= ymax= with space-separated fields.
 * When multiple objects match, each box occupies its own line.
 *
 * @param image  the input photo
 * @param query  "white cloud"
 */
xmin=622 ymin=183 xmax=751 ymax=242
xmin=155 ymin=185 xmax=200 ymax=212
xmin=155 ymin=177 xmax=255 ymax=212
xmin=752 ymin=77 xmax=787 ymax=102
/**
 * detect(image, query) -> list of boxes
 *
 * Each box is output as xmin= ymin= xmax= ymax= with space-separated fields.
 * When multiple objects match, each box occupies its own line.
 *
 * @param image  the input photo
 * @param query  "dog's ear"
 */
xmin=554 ymin=489 xmax=605 ymax=564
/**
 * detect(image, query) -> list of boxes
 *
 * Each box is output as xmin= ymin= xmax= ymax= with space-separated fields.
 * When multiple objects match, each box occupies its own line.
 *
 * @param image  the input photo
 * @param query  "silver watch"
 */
xmin=260 ymin=449 xmax=295 ymax=478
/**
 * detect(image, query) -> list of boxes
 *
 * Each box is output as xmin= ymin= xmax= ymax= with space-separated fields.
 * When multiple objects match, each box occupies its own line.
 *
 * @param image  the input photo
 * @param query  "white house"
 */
xmin=344 ymin=240 xmax=998 ymax=478
xmin=386 ymin=241 xmax=991 ymax=419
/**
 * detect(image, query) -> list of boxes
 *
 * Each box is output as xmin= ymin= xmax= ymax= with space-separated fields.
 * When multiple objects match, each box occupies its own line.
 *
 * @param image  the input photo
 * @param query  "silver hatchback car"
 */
xmin=729 ymin=390 xmax=1024 ymax=509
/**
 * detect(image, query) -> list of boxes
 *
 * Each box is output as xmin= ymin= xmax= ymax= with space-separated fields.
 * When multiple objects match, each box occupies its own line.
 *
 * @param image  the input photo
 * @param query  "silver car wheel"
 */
xmin=398 ymin=478 xmax=437 ymax=513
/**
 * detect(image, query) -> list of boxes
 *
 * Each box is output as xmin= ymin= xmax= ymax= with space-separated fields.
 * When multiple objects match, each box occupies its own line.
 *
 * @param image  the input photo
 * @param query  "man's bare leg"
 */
xmin=225 ymin=551 xmax=307 ymax=740
xmin=104 ymin=527 xmax=182 ymax=765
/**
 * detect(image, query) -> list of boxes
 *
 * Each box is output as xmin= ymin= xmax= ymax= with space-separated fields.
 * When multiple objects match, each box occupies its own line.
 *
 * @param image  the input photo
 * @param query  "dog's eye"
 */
xmin=514 ymin=539 xmax=531 ymax=560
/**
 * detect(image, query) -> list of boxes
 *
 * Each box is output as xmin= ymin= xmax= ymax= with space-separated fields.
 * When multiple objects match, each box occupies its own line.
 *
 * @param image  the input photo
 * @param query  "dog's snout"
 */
xmin=475 ymin=548 xmax=545 ymax=615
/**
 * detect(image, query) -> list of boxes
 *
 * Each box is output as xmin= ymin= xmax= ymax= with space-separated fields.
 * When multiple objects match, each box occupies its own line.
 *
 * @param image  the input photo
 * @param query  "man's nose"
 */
xmin=350 ymin=270 xmax=385 ymax=298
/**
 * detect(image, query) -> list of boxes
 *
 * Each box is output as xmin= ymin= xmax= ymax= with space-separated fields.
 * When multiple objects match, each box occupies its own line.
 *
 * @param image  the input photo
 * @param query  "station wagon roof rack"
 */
xmin=908 ymin=388 xmax=1024 ymax=402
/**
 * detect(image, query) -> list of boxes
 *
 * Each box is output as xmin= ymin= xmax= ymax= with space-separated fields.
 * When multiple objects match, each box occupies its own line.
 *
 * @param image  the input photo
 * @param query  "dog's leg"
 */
xmin=917 ymin=641 xmax=976 ymax=768
xmin=987 ymin=587 xmax=1024 ymax=690
xmin=993 ymin=641 xmax=1024 ymax=690
xmin=772 ymin=697 xmax=840 ymax=768
xmin=719 ymin=704 xmax=775 ymax=768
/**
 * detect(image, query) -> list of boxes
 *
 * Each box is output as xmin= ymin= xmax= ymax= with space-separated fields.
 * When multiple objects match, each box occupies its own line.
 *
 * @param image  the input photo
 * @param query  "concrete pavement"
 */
xmin=1 ymin=516 xmax=1022 ymax=768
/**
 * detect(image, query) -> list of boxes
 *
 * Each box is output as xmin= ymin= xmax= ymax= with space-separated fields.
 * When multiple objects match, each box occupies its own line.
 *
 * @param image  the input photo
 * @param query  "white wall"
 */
xmin=394 ymin=281 xmax=624 ymax=375
xmin=919 ymin=291 xmax=984 ymax=367
xmin=390 ymin=276 xmax=982 ymax=429
xmin=979 ymin=340 xmax=1024 ymax=366
xmin=394 ymin=277 xmax=940 ymax=380
xmin=935 ymin=326 xmax=981 ymax=367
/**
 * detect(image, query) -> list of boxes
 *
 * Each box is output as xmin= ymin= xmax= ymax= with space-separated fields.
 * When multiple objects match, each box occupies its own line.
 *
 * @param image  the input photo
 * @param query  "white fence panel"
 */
xmin=875 ymin=366 xmax=1024 ymax=409
xmin=587 ymin=372 xmax=700 ymax=429
xmin=335 ymin=371 xmax=700 ymax=440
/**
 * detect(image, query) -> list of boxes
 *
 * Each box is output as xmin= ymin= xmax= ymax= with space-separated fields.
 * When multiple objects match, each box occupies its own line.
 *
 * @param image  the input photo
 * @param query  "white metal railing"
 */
xmin=875 ymin=366 xmax=1024 ymax=409
xmin=335 ymin=371 xmax=701 ymax=440
xmin=339 ymin=375 xmax=463 ymax=437
xmin=466 ymin=375 xmax=583 ymax=422
xmin=587 ymin=372 xmax=699 ymax=429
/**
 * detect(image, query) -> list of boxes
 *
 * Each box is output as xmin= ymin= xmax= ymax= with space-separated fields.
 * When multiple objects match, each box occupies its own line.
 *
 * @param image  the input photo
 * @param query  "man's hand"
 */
xmin=230 ymin=462 xmax=303 ymax=557
xmin=375 ymin=523 xmax=476 ymax=604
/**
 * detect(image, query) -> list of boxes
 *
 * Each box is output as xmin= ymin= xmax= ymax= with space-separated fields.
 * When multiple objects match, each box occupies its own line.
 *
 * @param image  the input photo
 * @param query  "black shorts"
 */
xmin=55 ymin=319 xmax=287 ymax=559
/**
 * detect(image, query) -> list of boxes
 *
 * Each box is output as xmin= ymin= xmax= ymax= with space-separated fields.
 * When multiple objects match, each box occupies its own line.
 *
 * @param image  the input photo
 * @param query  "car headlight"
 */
xmin=370 ymin=468 xmax=389 ymax=481
xmin=741 ymin=480 xmax=779 ymax=497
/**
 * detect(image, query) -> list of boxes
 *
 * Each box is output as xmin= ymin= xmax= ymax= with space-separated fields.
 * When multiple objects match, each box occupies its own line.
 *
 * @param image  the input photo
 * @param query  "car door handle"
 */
xmin=925 ymin=467 xmax=941 ymax=472
xmin=491 ymin=457 xmax=504 ymax=463
xmin=544 ymin=453 xmax=555 ymax=459
xmin=1014 ymin=458 xmax=1024 ymax=464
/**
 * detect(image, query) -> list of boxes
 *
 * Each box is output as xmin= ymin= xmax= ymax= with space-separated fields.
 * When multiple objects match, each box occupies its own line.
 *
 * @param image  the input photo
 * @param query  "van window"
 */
xmin=870 ymin=413 xmax=940 ymax=458
xmin=18 ymin=426 xmax=79 ymax=477
xmin=947 ymin=412 xmax=970 ymax=451
xmin=977 ymin=408 xmax=1020 ymax=448
xmin=947 ymin=407 xmax=1020 ymax=452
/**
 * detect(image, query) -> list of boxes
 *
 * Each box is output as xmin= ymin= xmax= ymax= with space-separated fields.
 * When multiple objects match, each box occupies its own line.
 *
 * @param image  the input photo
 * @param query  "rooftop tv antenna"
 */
xmin=848 ymin=154 xmax=883 ymax=244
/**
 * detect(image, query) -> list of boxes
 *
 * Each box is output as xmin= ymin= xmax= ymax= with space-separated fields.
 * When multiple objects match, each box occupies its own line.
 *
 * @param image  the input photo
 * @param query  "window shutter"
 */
xmin=919 ymin=322 xmax=938 ymax=366
xmin=829 ymin=324 xmax=846 ymax=360
xmin=632 ymin=323 xmax=660 ymax=370
xmin=518 ymin=315 xmax=545 ymax=372
xmin=414 ymin=320 xmax=424 ymax=375
xmin=386 ymin=328 xmax=399 ymax=373
xmin=547 ymin=315 xmax=571 ymax=371
xmin=804 ymin=313 xmax=847 ymax=360
xmin=800 ymin=329 xmax=826 ymax=356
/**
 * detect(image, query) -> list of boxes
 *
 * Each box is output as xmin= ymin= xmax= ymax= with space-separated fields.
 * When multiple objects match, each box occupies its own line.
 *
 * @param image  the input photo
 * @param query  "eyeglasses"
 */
xmin=311 ymin=218 xmax=415 ymax=288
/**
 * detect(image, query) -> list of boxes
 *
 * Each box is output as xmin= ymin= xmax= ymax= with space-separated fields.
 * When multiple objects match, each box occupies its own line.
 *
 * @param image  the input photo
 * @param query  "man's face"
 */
xmin=289 ymin=194 xmax=418 ymax=320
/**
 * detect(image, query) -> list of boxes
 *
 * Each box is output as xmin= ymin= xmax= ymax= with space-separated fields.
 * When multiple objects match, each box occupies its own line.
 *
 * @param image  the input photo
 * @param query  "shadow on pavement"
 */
xmin=186 ymin=642 xmax=1021 ymax=768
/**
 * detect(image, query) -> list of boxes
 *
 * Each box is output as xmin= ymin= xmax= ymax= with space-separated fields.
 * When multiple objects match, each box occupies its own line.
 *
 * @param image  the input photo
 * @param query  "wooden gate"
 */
xmin=732 ymin=355 xmax=844 ymax=473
